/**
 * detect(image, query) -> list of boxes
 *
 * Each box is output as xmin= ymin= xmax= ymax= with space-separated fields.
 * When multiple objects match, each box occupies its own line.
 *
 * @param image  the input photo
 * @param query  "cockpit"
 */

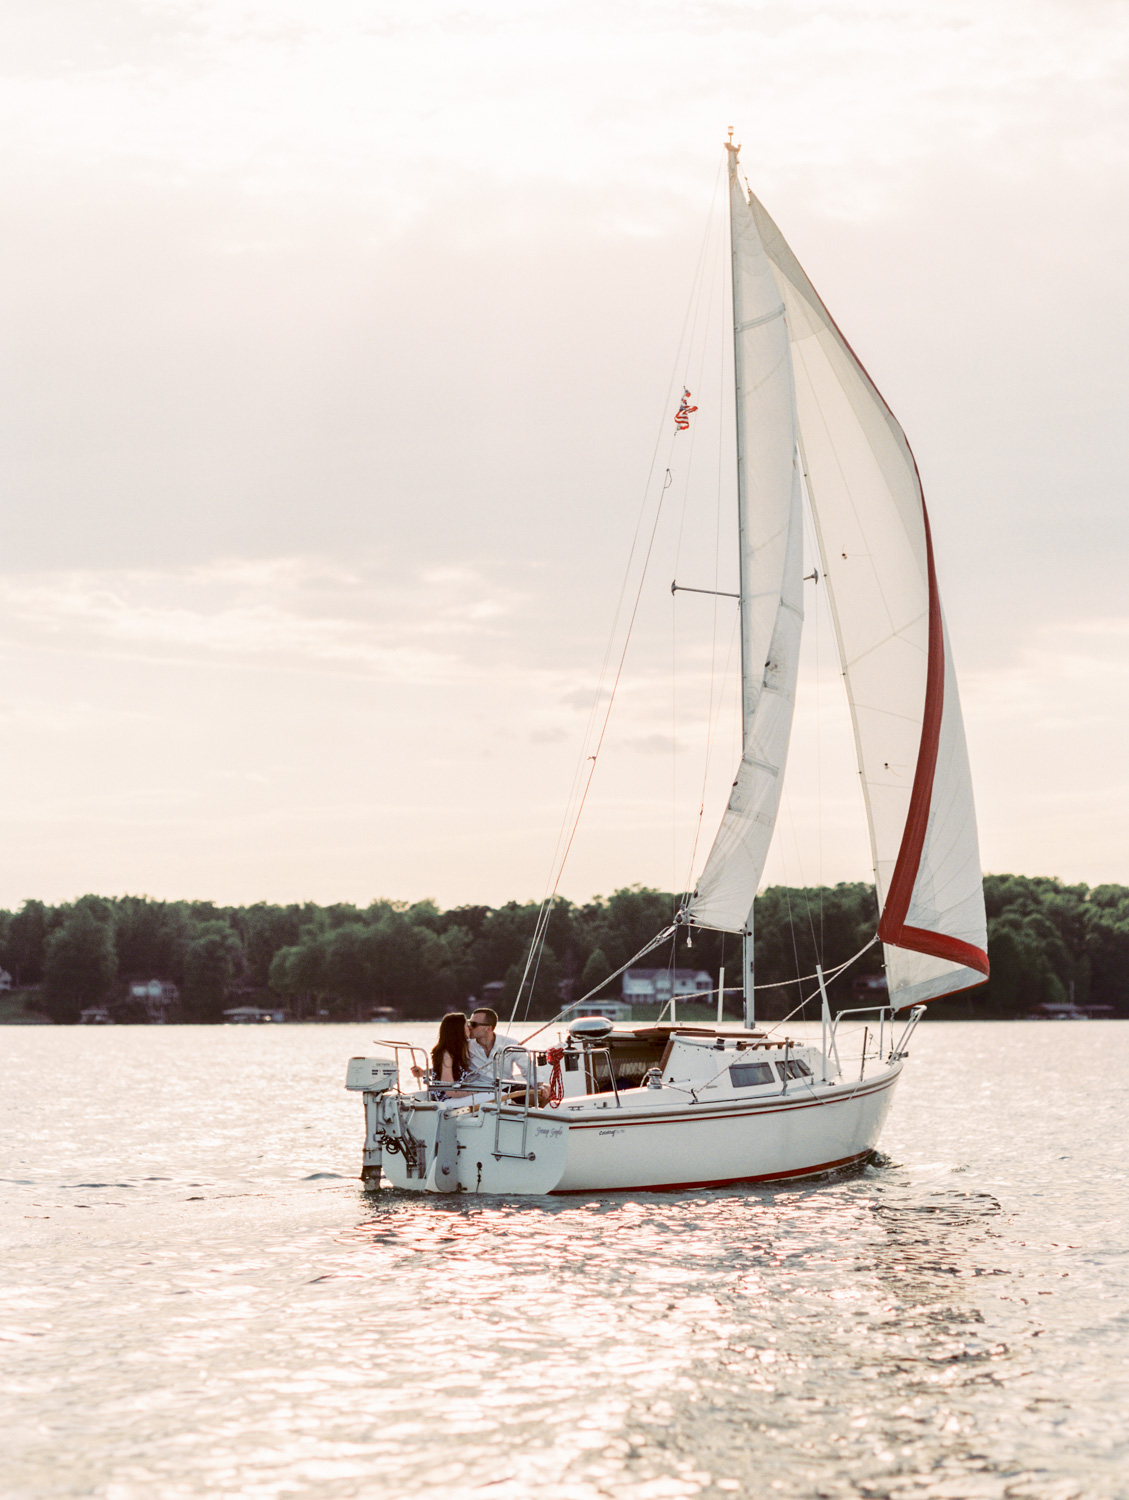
xmin=548 ymin=1019 xmax=822 ymax=1108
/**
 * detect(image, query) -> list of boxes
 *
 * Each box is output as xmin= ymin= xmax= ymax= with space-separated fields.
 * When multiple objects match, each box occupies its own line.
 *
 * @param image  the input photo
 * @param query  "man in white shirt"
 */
xmin=464 ymin=1007 xmax=548 ymax=1104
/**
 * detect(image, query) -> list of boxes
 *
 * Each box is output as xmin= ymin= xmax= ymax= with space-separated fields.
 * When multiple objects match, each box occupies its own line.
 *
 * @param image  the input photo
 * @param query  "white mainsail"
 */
xmin=685 ymin=146 xmax=805 ymax=935
xmin=689 ymin=149 xmax=988 ymax=1009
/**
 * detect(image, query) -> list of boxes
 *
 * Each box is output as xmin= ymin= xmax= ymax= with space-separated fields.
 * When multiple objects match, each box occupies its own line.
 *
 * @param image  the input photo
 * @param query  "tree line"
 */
xmin=1 ymin=875 xmax=1126 ymax=1023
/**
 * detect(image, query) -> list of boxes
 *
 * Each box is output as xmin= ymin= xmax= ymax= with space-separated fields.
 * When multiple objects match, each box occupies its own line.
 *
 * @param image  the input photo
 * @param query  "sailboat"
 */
xmin=345 ymin=137 xmax=989 ymax=1194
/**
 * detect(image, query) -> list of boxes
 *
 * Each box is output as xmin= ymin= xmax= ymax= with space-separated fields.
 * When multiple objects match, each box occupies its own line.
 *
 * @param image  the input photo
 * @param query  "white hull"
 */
xmin=551 ymin=1069 xmax=900 ymax=1193
xmin=349 ymin=1019 xmax=920 ymax=1197
xmin=364 ymin=1061 xmax=901 ymax=1196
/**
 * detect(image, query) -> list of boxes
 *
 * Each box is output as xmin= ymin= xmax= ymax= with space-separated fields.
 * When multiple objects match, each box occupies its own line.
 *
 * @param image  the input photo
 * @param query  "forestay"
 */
xmin=685 ymin=147 xmax=805 ymax=935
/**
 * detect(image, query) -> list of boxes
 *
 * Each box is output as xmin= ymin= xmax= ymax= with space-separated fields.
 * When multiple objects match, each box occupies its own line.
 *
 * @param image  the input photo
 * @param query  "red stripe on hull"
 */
xmin=550 ymin=1149 xmax=875 ymax=1195
xmin=567 ymin=1075 xmax=898 ymax=1131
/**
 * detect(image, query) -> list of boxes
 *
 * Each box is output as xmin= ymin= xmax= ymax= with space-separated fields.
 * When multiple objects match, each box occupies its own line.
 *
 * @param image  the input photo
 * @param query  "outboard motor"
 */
xmin=345 ymin=1056 xmax=400 ymax=1187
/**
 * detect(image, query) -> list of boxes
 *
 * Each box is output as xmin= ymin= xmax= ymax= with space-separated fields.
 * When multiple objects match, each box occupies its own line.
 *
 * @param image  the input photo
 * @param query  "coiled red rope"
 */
xmin=546 ymin=1047 xmax=565 ymax=1108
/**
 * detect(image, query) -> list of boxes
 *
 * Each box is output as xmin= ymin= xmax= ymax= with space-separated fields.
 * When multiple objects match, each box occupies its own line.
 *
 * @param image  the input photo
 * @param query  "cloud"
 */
xmin=622 ymin=733 xmax=679 ymax=756
xmin=559 ymin=686 xmax=611 ymax=711
xmin=3 ymin=0 xmax=1127 ymax=217
xmin=0 ymin=0 xmax=1126 ymax=903
xmin=0 ymin=557 xmax=527 ymax=684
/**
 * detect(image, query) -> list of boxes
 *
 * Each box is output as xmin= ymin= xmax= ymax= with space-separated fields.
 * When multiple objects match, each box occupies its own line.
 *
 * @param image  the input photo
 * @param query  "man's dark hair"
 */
xmin=472 ymin=1006 xmax=499 ymax=1028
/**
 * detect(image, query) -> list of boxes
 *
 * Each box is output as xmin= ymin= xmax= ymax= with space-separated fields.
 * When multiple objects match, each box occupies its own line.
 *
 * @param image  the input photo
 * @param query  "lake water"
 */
xmin=2 ymin=1020 xmax=1127 ymax=1500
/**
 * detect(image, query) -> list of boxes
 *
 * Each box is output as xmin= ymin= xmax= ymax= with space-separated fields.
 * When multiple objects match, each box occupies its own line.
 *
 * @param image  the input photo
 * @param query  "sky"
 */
xmin=1 ymin=0 xmax=1127 ymax=911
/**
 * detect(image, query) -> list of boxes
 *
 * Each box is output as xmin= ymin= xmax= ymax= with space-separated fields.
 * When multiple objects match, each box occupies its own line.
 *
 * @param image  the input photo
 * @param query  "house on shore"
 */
xmin=621 ymin=967 xmax=714 ymax=1007
xmin=223 ymin=1004 xmax=287 ymax=1024
xmin=563 ymin=998 xmax=632 ymax=1022
xmin=128 ymin=979 xmax=179 ymax=1023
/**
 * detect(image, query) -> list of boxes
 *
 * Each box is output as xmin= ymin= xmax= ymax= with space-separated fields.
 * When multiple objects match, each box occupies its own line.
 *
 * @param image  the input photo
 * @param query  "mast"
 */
xmin=684 ymin=135 xmax=803 ymax=996
xmin=726 ymin=130 xmax=756 ymax=1030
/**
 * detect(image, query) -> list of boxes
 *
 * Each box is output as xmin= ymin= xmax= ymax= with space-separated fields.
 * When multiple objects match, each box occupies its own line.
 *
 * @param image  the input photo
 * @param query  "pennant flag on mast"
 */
xmin=674 ymin=389 xmax=698 ymax=431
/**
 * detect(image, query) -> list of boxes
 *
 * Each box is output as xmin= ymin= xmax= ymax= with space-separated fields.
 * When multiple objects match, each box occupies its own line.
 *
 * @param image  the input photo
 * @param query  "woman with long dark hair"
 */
xmin=431 ymin=1011 xmax=469 ymax=1088
xmin=411 ymin=1012 xmax=470 ymax=1101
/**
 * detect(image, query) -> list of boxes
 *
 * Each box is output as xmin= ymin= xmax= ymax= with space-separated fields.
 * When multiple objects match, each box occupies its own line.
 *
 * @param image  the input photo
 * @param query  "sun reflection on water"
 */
xmin=1 ymin=1022 xmax=1127 ymax=1498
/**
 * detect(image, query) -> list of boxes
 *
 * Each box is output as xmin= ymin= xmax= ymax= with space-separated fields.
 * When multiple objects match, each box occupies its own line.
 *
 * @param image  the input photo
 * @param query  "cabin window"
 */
xmin=729 ymin=1062 xmax=776 ymax=1088
xmin=783 ymin=1058 xmax=812 ymax=1079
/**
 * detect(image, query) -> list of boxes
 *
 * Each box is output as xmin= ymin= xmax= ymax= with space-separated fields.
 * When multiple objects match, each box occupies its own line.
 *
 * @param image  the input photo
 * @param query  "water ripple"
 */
xmin=1 ymin=1022 xmax=1127 ymax=1499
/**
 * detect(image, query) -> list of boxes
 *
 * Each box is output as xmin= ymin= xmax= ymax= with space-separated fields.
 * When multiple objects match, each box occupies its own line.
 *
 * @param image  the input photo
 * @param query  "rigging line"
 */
xmin=782 ymin=480 xmax=822 ymax=967
xmin=765 ymin=792 xmax=812 ymax=1020
xmin=659 ymin=930 xmax=879 ymax=992
xmin=781 ymin=778 xmax=821 ymax=967
xmin=668 ymin=165 xmax=722 ymax=579
xmin=511 ymin=875 xmax=562 ymax=1023
xmin=800 ymin=461 xmax=826 ymax=958
xmin=681 ymin=216 xmax=732 ymax=909
xmin=518 ymin=903 xmax=558 ymax=1024
xmin=515 ymin=156 xmax=716 ymax=900
xmin=555 ymin=309 xmax=710 ymax=828
xmin=759 ymin=934 xmax=879 ymax=1036
xmin=815 ymin=540 xmax=825 ymax=961
xmin=669 ymin=180 xmax=725 ymax=909
xmin=672 ymin=192 xmax=724 ymax=580
xmin=508 ymin=165 xmax=726 ymax=1024
xmin=671 ymin=224 xmax=719 ymax=574
xmin=709 ymin=204 xmax=728 ymax=744
xmin=511 ymin=456 xmax=671 ymax=1025
xmin=763 ymin=986 xmax=819 ymax=1034
xmin=672 ymin=535 xmax=678 ymax=912
xmin=781 ymin=853 xmax=807 ymax=1020
xmin=674 ymin=205 xmax=725 ymax=876
xmin=754 ymin=932 xmax=878 ymax=989
xmin=792 ymin=338 xmax=903 ymax=705
xmin=683 ymin=602 xmax=739 ymax=899
xmin=510 ymin=425 xmax=681 ymax=1023
xmin=519 ymin=923 xmax=679 ymax=1047
xmin=551 ymin=452 xmax=675 ymax=876
xmin=511 ymin=458 xmax=676 ymax=1016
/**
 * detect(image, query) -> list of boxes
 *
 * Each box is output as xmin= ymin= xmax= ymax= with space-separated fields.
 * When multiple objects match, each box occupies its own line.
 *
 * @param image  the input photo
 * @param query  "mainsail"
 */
xmin=688 ymin=146 xmax=988 ymax=1009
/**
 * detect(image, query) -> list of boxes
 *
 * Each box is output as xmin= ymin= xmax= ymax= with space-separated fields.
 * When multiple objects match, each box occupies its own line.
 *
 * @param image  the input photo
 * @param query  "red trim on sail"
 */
xmin=747 ymin=186 xmax=990 ymax=987
xmin=878 ymin=496 xmax=944 ymax=948
xmin=874 ymin=495 xmax=989 ymax=983
xmin=898 ymin=925 xmax=990 ymax=976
